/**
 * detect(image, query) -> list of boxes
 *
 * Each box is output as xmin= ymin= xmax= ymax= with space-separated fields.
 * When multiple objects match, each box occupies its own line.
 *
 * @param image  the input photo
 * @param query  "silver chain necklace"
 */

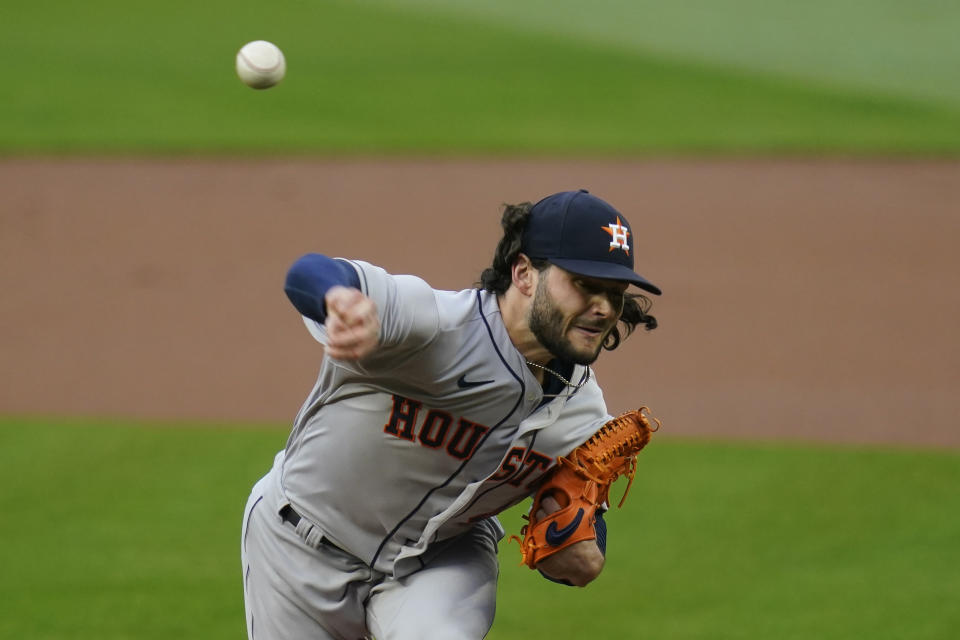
xmin=526 ymin=360 xmax=590 ymax=393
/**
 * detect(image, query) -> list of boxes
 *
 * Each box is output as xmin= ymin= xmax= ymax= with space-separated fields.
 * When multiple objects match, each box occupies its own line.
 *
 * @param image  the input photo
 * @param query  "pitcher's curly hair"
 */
xmin=478 ymin=202 xmax=657 ymax=351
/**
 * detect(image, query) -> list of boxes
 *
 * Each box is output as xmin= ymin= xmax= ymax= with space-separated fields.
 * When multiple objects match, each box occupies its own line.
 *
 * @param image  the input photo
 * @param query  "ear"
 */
xmin=511 ymin=254 xmax=539 ymax=297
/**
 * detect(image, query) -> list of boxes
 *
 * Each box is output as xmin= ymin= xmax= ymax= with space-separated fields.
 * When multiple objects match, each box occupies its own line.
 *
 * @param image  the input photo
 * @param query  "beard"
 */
xmin=529 ymin=276 xmax=607 ymax=365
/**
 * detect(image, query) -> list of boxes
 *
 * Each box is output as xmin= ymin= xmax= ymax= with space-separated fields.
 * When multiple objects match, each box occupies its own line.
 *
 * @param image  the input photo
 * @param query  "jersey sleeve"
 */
xmin=301 ymin=259 xmax=440 ymax=352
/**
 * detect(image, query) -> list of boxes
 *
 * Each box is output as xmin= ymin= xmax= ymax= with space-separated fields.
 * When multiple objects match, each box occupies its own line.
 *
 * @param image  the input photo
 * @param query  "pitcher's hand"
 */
xmin=323 ymin=286 xmax=380 ymax=360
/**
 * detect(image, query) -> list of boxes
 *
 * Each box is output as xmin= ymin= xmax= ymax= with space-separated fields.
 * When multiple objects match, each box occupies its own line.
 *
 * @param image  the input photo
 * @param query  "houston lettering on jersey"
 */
xmin=463 ymin=447 xmax=556 ymax=525
xmin=489 ymin=446 xmax=552 ymax=487
xmin=383 ymin=394 xmax=490 ymax=461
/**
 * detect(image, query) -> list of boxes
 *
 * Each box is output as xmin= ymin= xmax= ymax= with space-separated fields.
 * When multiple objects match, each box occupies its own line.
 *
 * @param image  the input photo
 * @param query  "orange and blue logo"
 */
xmin=602 ymin=217 xmax=631 ymax=255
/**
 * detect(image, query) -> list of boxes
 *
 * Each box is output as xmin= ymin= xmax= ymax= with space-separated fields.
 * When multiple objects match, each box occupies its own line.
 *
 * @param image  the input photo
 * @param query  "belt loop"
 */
xmin=283 ymin=504 xmax=327 ymax=550
xmin=281 ymin=502 xmax=343 ymax=552
xmin=300 ymin=521 xmax=326 ymax=549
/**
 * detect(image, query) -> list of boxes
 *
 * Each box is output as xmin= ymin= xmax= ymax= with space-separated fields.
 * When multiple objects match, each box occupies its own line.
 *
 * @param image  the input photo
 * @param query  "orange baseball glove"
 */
xmin=512 ymin=407 xmax=660 ymax=569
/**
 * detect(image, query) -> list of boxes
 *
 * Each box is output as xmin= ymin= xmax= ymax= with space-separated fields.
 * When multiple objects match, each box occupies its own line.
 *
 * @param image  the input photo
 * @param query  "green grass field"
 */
xmin=368 ymin=0 xmax=960 ymax=107
xmin=2 ymin=0 xmax=960 ymax=154
xmin=2 ymin=418 xmax=957 ymax=639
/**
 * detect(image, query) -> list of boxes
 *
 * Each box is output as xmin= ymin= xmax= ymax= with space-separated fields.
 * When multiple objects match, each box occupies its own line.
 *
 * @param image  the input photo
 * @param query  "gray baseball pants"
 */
xmin=241 ymin=467 xmax=500 ymax=640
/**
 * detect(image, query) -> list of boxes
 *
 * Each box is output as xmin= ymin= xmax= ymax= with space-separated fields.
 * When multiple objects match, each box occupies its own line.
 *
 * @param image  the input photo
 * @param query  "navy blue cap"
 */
xmin=521 ymin=190 xmax=661 ymax=295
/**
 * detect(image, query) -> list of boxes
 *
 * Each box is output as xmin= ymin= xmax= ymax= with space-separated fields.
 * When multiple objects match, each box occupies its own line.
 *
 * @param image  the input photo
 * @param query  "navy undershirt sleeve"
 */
xmin=284 ymin=254 xmax=361 ymax=323
xmin=594 ymin=509 xmax=608 ymax=554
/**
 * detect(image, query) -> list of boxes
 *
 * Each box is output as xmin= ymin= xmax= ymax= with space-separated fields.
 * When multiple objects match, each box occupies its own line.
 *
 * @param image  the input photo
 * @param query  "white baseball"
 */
xmin=236 ymin=40 xmax=286 ymax=89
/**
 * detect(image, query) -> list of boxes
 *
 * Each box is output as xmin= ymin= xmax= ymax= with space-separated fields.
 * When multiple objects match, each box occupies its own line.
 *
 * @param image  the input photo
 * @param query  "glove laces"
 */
xmin=562 ymin=407 xmax=660 ymax=507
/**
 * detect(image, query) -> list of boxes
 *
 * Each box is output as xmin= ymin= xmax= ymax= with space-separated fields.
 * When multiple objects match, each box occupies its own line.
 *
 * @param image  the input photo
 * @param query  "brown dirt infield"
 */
xmin=2 ymin=158 xmax=957 ymax=448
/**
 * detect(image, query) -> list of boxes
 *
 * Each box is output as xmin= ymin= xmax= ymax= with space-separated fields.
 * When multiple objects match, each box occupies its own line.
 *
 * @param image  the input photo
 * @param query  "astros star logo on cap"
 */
xmin=603 ymin=217 xmax=631 ymax=255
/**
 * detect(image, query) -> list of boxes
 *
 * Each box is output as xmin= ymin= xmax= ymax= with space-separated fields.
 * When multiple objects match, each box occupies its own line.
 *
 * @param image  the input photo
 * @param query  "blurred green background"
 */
xmin=1 ymin=0 xmax=959 ymax=154
xmin=2 ymin=1 xmax=958 ymax=638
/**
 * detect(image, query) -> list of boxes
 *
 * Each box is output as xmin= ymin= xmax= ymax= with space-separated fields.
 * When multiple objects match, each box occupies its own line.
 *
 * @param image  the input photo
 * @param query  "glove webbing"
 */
xmin=562 ymin=407 xmax=660 ymax=507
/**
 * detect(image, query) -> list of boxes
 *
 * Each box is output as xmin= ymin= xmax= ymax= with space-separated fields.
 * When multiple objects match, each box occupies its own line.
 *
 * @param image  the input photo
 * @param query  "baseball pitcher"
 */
xmin=241 ymin=190 xmax=662 ymax=639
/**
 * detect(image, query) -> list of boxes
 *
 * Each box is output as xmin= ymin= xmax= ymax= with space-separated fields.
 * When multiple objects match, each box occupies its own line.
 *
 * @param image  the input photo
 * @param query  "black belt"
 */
xmin=279 ymin=504 xmax=302 ymax=527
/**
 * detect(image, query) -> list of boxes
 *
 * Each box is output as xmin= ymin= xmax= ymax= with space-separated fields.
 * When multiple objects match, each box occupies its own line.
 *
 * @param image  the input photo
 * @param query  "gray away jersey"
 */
xmin=279 ymin=260 xmax=613 ymax=576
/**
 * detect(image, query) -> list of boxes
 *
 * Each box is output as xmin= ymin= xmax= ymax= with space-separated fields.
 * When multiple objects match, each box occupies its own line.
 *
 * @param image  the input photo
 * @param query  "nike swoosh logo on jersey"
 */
xmin=544 ymin=508 xmax=585 ymax=546
xmin=457 ymin=374 xmax=494 ymax=388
